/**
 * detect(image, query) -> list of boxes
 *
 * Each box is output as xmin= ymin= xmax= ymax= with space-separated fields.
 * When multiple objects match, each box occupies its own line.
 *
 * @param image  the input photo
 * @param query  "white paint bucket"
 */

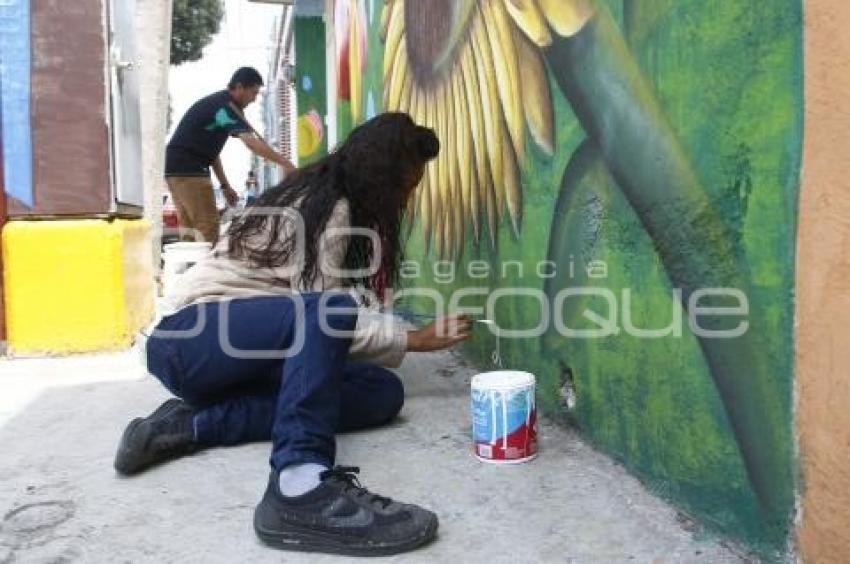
xmin=471 ymin=371 xmax=538 ymax=463
xmin=161 ymin=242 xmax=211 ymax=296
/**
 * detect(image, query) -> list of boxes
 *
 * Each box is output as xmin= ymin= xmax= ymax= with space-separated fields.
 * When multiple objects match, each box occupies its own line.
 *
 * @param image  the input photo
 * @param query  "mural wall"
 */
xmin=331 ymin=0 xmax=802 ymax=557
xmin=295 ymin=16 xmax=328 ymax=166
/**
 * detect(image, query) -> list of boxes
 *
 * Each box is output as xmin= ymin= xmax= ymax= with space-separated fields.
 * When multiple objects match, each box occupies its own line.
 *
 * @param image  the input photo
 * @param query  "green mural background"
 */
xmin=328 ymin=0 xmax=802 ymax=558
xmin=294 ymin=16 xmax=327 ymax=166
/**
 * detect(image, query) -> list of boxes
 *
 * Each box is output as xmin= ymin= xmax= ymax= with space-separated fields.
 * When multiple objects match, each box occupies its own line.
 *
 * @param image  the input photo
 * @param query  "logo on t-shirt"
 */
xmin=205 ymin=108 xmax=239 ymax=132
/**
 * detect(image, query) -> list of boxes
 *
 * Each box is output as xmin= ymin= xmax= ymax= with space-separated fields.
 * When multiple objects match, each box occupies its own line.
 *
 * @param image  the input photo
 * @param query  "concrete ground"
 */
xmin=0 ymin=350 xmax=746 ymax=563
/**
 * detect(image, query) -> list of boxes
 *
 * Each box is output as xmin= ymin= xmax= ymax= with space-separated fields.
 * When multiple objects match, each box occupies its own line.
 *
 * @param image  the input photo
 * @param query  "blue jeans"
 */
xmin=145 ymin=293 xmax=404 ymax=471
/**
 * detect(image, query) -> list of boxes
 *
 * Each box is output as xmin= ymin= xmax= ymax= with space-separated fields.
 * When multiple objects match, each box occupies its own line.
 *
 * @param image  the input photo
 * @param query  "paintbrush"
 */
xmin=393 ymin=309 xmax=494 ymax=325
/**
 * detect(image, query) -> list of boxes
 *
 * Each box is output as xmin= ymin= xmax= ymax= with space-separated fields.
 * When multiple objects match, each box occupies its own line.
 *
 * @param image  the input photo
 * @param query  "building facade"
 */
xmin=0 ymin=0 xmax=161 ymax=355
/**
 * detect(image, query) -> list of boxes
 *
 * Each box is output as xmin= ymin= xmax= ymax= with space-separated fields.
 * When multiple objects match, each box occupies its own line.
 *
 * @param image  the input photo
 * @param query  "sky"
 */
xmin=168 ymin=0 xmax=284 ymax=194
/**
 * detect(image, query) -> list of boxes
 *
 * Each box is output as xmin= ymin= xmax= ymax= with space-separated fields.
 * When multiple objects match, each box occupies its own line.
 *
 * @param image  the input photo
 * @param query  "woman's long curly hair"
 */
xmin=225 ymin=112 xmax=439 ymax=298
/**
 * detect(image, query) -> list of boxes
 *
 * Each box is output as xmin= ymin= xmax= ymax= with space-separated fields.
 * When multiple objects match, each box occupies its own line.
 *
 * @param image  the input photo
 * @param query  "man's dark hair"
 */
xmin=228 ymin=67 xmax=263 ymax=89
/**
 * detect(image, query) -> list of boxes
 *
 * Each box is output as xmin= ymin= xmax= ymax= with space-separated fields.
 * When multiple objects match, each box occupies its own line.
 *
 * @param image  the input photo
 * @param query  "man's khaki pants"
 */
xmin=166 ymin=176 xmax=219 ymax=242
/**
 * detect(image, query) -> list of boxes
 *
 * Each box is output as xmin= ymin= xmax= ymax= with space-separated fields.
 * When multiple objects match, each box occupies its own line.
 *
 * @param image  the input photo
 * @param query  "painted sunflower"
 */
xmin=373 ymin=0 xmax=795 ymax=520
xmin=380 ymin=0 xmax=595 ymax=258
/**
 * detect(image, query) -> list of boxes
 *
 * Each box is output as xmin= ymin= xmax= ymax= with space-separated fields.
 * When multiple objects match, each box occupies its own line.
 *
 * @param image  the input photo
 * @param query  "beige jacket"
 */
xmin=160 ymin=198 xmax=408 ymax=367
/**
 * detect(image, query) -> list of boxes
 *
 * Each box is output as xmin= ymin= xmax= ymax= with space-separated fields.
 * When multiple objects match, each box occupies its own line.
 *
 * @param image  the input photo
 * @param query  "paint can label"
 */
xmin=471 ymin=387 xmax=537 ymax=462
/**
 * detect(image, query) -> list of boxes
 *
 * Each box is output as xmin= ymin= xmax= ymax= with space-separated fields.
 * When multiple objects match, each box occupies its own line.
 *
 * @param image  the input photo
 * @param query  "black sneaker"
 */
xmin=114 ymin=398 xmax=198 ymax=475
xmin=254 ymin=466 xmax=439 ymax=556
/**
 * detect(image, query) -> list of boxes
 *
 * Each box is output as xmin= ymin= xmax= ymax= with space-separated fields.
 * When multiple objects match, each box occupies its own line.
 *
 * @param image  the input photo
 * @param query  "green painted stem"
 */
xmin=544 ymin=8 xmax=793 ymax=523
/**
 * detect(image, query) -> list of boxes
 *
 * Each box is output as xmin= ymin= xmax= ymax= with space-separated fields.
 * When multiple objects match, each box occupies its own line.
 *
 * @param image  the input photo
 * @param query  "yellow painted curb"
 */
xmin=2 ymin=219 xmax=155 ymax=356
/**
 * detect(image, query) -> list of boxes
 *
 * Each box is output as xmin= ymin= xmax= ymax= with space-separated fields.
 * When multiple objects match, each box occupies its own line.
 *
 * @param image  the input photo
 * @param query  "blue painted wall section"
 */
xmin=0 ymin=0 xmax=32 ymax=207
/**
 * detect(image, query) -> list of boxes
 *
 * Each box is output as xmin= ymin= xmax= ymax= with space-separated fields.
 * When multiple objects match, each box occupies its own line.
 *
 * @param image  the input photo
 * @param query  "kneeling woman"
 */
xmin=116 ymin=113 xmax=471 ymax=556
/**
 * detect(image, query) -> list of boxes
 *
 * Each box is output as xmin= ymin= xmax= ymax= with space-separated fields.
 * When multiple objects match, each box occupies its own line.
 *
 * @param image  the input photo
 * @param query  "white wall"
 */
xmin=136 ymin=0 xmax=173 ymax=267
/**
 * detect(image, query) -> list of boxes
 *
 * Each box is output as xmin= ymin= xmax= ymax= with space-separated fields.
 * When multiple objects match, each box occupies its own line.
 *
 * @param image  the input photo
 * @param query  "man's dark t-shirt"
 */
xmin=165 ymin=90 xmax=251 ymax=176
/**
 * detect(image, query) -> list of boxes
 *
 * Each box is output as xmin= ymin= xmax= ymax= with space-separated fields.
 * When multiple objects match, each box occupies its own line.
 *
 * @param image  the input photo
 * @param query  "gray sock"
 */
xmin=278 ymin=463 xmax=328 ymax=497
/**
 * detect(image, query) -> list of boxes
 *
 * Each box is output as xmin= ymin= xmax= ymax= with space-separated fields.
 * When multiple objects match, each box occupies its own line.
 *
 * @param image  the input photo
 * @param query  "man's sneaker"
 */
xmin=114 ymin=398 xmax=198 ymax=475
xmin=254 ymin=466 xmax=438 ymax=556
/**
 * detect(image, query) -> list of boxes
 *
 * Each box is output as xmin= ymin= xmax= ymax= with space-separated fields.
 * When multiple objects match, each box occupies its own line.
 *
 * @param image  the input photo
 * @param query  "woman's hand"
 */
xmin=406 ymin=314 xmax=472 ymax=352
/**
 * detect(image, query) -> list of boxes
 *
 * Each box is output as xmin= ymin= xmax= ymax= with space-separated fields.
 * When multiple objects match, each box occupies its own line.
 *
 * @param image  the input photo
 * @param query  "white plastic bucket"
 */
xmin=471 ymin=371 xmax=538 ymax=464
xmin=161 ymin=242 xmax=211 ymax=296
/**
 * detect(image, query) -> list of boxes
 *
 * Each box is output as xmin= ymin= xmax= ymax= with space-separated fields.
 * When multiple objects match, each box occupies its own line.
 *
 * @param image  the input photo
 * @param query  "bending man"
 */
xmin=165 ymin=66 xmax=295 ymax=242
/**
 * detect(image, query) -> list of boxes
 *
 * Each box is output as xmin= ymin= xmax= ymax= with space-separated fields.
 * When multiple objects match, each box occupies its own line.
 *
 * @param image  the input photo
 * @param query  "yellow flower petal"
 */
xmin=503 ymin=0 xmax=553 ymax=47
xmin=516 ymin=27 xmax=554 ymax=156
xmin=484 ymin=158 xmax=498 ymax=248
xmin=384 ymin=38 xmax=408 ymax=110
xmin=382 ymin=0 xmax=404 ymax=79
xmin=538 ymin=0 xmax=595 ymax=37
xmin=435 ymin=82 xmax=450 ymax=258
xmin=503 ymin=133 xmax=523 ymax=237
xmin=481 ymin=0 xmax=525 ymax=164
xmin=470 ymin=5 xmax=505 ymax=221
xmin=459 ymin=39 xmax=488 ymax=242
xmin=426 ymin=86 xmax=443 ymax=255
xmin=379 ymin=2 xmax=392 ymax=42
xmin=444 ymin=75 xmax=464 ymax=258
xmin=349 ymin=0 xmax=363 ymax=123
xmin=451 ymin=61 xmax=478 ymax=242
